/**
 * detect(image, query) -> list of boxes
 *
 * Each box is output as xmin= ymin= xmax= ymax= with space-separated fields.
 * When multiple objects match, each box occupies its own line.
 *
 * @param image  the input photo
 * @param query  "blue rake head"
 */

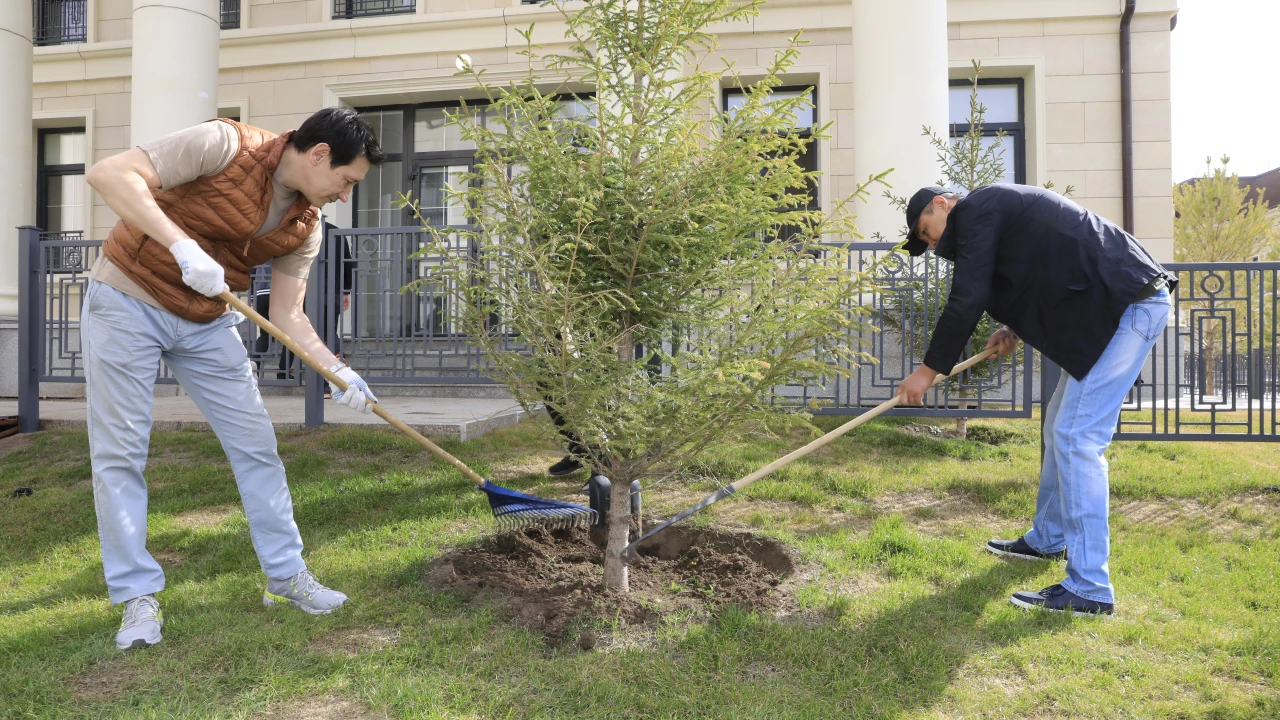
xmin=479 ymin=480 xmax=599 ymax=531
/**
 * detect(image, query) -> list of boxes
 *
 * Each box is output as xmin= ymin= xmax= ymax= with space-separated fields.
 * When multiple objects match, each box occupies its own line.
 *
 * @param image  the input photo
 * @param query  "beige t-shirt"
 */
xmin=89 ymin=121 xmax=323 ymax=310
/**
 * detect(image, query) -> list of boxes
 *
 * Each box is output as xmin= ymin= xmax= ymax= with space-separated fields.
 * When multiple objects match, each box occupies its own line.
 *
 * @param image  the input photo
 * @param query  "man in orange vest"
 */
xmin=84 ymin=108 xmax=384 ymax=650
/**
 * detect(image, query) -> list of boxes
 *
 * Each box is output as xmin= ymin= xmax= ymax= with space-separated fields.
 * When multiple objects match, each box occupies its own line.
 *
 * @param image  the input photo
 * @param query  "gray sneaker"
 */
xmin=116 ymin=594 xmax=163 ymax=650
xmin=263 ymin=569 xmax=348 ymax=615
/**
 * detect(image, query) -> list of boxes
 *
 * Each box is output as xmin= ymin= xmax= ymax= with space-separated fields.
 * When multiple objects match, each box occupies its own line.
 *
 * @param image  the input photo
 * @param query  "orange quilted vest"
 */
xmin=102 ymin=119 xmax=320 ymax=322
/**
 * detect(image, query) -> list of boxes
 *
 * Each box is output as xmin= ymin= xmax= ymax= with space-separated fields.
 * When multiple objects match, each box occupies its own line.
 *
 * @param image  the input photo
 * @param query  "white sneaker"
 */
xmin=116 ymin=594 xmax=163 ymax=650
xmin=263 ymin=569 xmax=348 ymax=615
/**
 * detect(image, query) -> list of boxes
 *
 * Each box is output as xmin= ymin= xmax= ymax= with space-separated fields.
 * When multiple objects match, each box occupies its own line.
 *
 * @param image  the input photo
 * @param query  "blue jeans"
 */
xmin=1021 ymin=288 xmax=1171 ymax=603
xmin=83 ymin=281 xmax=307 ymax=604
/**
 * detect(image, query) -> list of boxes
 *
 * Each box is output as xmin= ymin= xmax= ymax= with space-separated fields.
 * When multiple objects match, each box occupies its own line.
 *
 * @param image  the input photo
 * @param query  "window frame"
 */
xmin=720 ymin=84 xmax=820 ymax=213
xmin=353 ymin=94 xmax=597 ymax=228
xmin=947 ymin=77 xmax=1026 ymax=186
xmin=32 ymin=0 xmax=88 ymax=47
xmin=332 ymin=0 xmax=415 ymax=20
xmin=36 ymin=127 xmax=87 ymax=235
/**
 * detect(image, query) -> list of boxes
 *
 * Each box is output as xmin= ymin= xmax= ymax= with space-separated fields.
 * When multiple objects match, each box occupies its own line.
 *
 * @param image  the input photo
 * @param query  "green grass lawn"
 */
xmin=1 ymin=415 xmax=1278 ymax=719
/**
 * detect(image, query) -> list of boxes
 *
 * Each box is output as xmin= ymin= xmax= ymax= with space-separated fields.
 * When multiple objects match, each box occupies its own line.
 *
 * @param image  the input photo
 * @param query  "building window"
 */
xmin=220 ymin=0 xmax=240 ymax=29
xmin=355 ymin=98 xmax=593 ymax=228
xmin=947 ymin=79 xmax=1025 ymax=185
xmin=352 ymin=100 xmax=591 ymax=338
xmin=722 ymin=86 xmax=819 ymax=213
xmin=723 ymin=86 xmax=818 ymax=243
xmin=32 ymin=0 xmax=87 ymax=46
xmin=36 ymin=129 xmax=87 ymax=236
xmin=333 ymin=0 xmax=414 ymax=19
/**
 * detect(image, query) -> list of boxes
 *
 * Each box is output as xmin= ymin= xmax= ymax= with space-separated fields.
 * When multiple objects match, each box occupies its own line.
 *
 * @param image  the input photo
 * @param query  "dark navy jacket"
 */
xmin=923 ymin=184 xmax=1174 ymax=380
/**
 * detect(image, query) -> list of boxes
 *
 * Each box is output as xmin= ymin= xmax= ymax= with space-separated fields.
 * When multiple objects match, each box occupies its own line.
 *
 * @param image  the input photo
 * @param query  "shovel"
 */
xmin=622 ymin=347 xmax=1000 ymax=562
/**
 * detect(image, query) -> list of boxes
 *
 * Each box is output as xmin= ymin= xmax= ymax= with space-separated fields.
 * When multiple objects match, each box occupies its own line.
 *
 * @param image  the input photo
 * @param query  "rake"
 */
xmin=221 ymin=290 xmax=597 ymax=531
xmin=621 ymin=347 xmax=1000 ymax=562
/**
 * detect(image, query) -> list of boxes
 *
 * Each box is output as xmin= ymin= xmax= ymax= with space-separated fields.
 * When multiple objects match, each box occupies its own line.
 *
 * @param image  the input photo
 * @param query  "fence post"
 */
xmin=1039 ymin=355 xmax=1062 ymax=464
xmin=17 ymin=227 xmax=42 ymax=433
xmin=1250 ymin=348 xmax=1263 ymax=401
xmin=303 ymin=228 xmax=330 ymax=429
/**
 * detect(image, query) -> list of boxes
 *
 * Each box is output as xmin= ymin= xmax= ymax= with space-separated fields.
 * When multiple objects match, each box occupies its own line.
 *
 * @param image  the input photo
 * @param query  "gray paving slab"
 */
xmin=0 ymin=395 xmax=536 ymax=441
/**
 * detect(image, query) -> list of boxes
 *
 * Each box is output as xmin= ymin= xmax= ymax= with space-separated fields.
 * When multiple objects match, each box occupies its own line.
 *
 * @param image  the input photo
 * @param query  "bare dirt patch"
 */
xmin=0 ymin=430 xmax=41 ymax=460
xmin=310 ymin=627 xmax=400 ymax=658
xmin=423 ymin=525 xmax=797 ymax=644
xmin=873 ymin=490 xmax=1006 ymax=534
xmin=151 ymin=550 xmax=184 ymax=567
xmin=73 ymin=659 xmax=138 ymax=703
xmin=487 ymin=454 xmax=571 ymax=484
xmin=1114 ymin=491 xmax=1280 ymax=535
xmin=262 ymin=695 xmax=385 ymax=720
xmin=172 ymin=505 xmax=239 ymax=530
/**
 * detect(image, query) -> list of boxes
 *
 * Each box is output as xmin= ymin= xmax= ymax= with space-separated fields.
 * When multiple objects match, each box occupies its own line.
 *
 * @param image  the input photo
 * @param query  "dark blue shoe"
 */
xmin=548 ymin=456 xmax=584 ymax=477
xmin=1010 ymin=584 xmax=1114 ymax=616
xmin=987 ymin=536 xmax=1066 ymax=561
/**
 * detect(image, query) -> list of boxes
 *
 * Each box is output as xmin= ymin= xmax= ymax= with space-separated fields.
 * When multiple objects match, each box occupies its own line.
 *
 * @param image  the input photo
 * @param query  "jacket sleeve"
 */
xmin=921 ymin=202 xmax=1000 ymax=375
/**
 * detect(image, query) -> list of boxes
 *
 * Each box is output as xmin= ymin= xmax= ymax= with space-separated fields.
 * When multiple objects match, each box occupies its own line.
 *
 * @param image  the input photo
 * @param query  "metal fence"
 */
xmin=332 ymin=0 xmax=414 ymax=19
xmin=317 ymin=227 xmax=525 ymax=385
xmin=778 ymin=242 xmax=1035 ymax=418
xmin=16 ymin=227 xmax=320 ymax=431
xmin=32 ymin=0 xmax=86 ymax=46
xmin=221 ymin=0 xmax=241 ymax=29
xmin=1112 ymin=262 xmax=1280 ymax=441
xmin=16 ymin=226 xmax=1280 ymax=441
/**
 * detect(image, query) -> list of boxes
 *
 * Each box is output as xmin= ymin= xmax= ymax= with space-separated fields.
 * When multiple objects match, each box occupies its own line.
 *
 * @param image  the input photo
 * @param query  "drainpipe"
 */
xmin=1120 ymin=0 xmax=1136 ymax=234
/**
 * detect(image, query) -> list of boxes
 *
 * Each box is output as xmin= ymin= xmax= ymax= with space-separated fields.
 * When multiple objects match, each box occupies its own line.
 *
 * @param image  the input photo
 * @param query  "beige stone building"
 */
xmin=1 ymin=0 xmax=1178 ymax=324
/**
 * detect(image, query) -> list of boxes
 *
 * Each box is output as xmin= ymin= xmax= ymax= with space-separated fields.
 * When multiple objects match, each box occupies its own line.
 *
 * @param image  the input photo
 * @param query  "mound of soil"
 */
xmin=423 ymin=524 xmax=796 ymax=644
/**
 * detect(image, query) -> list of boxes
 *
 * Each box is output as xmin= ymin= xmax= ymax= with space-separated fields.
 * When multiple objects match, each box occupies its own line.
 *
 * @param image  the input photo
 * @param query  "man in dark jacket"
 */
xmin=896 ymin=184 xmax=1176 ymax=616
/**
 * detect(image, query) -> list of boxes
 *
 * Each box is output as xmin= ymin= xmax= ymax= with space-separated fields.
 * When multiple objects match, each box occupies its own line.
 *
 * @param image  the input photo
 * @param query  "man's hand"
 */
xmin=897 ymin=365 xmax=941 ymax=406
xmin=168 ymin=239 xmax=227 ymax=297
xmin=330 ymin=365 xmax=378 ymax=414
xmin=985 ymin=327 xmax=1019 ymax=357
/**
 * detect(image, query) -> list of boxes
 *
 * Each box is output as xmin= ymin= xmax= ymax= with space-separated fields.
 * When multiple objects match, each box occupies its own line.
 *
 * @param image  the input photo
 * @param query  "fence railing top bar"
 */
xmin=823 ymin=242 xmax=901 ymax=251
xmin=36 ymin=239 xmax=101 ymax=246
xmin=1165 ymin=261 xmax=1280 ymax=271
xmin=329 ymin=226 xmax=471 ymax=236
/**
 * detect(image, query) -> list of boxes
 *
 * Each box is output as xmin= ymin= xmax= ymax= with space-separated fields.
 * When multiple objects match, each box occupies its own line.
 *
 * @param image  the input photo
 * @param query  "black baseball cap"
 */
xmin=902 ymin=185 xmax=948 ymax=256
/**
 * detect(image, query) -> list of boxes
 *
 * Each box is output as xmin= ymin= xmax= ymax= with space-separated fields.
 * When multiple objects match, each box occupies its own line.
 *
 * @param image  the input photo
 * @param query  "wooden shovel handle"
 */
xmin=726 ymin=346 xmax=1000 ymax=494
xmin=219 ymin=290 xmax=488 ymax=487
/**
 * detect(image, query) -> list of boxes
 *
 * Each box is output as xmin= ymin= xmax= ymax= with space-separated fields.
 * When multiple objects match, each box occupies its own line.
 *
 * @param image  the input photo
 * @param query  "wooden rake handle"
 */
xmin=219 ymin=290 xmax=488 ymax=487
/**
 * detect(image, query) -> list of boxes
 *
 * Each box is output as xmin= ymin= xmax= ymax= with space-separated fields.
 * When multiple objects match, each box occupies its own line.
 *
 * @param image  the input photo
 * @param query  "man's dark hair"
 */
xmin=289 ymin=107 xmax=386 ymax=168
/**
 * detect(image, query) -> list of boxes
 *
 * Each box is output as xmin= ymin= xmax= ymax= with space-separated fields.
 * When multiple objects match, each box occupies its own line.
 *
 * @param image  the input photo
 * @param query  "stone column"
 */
xmin=130 ymin=0 xmax=220 ymax=146
xmin=850 ymin=0 xmax=949 ymax=242
xmin=0 ymin=0 xmax=34 ymax=318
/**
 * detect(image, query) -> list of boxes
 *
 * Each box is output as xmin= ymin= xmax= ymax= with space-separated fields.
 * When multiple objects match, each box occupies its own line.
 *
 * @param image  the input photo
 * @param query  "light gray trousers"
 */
xmin=83 ymin=281 xmax=306 ymax=604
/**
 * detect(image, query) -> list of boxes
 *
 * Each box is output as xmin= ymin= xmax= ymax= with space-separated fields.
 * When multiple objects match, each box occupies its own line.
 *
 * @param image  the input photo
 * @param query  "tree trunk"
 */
xmin=602 ymin=474 xmax=631 ymax=592
xmin=602 ymin=322 xmax=634 ymax=592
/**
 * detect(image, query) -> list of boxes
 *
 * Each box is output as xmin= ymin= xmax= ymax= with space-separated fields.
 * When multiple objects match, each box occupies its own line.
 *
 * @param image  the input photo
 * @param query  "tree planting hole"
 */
xmin=423 ymin=524 xmax=796 ymax=643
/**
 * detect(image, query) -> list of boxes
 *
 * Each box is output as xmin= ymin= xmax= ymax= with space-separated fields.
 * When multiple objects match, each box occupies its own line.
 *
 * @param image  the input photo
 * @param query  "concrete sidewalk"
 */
xmin=0 ymin=395 xmax=535 ymax=441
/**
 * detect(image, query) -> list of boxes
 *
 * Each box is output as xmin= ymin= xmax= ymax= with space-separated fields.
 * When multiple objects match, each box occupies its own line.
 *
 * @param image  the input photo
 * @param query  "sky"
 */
xmin=1171 ymin=0 xmax=1280 ymax=182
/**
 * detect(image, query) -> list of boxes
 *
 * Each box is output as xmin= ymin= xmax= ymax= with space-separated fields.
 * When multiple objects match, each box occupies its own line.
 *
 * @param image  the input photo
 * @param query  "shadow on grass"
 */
xmin=647 ymin=561 xmax=1061 ymax=719
xmin=0 ymin=461 xmax=521 ymax=615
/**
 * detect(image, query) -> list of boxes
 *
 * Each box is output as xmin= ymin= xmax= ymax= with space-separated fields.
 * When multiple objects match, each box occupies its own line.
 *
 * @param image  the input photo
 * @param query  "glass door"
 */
xmin=411 ymin=161 xmax=471 ymax=338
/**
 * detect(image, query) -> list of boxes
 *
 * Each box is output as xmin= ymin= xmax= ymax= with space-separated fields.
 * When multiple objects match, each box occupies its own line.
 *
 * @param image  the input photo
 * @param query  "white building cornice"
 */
xmin=32 ymin=0 xmax=1179 ymax=84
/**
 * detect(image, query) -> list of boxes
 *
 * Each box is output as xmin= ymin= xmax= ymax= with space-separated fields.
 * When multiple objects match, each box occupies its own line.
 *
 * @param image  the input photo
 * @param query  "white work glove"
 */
xmin=329 ymin=365 xmax=378 ymax=414
xmin=168 ymin=238 xmax=228 ymax=297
